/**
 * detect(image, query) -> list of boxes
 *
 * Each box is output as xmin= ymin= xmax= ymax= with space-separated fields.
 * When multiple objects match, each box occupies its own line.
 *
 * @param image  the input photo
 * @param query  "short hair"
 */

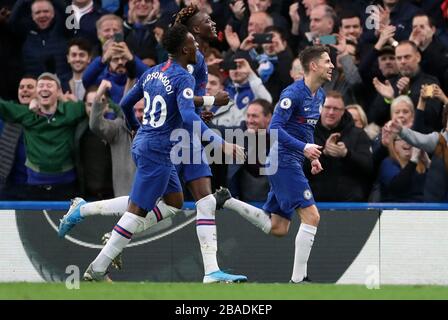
xmin=68 ymin=38 xmax=93 ymax=56
xmin=339 ymin=10 xmax=361 ymax=25
xmin=390 ymin=95 xmax=415 ymax=116
xmin=207 ymin=65 xmax=224 ymax=83
xmin=96 ymin=14 xmax=123 ymax=32
xmin=346 ymin=104 xmax=368 ymax=128
xmin=162 ymin=24 xmax=190 ymax=56
xmin=396 ymin=40 xmax=420 ymax=54
xmin=326 ymin=90 xmax=344 ymax=102
xmin=413 ymin=13 xmax=435 ymax=28
xmin=264 ymin=25 xmax=288 ymax=42
xmin=204 ymin=47 xmax=222 ymax=60
xmin=249 ymin=99 xmax=273 ymax=116
xmin=299 ymin=45 xmax=330 ymax=74
xmin=21 ymin=74 xmax=37 ymax=81
xmin=32 ymin=0 xmax=53 ymax=8
xmin=314 ymin=4 xmax=337 ymax=26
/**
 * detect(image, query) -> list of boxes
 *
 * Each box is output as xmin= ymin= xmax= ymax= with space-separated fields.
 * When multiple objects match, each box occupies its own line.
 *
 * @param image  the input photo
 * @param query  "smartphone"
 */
xmin=423 ymin=84 xmax=435 ymax=98
xmin=113 ymin=33 xmax=124 ymax=42
xmin=319 ymin=35 xmax=337 ymax=45
xmin=252 ymin=33 xmax=273 ymax=44
xmin=220 ymin=59 xmax=237 ymax=71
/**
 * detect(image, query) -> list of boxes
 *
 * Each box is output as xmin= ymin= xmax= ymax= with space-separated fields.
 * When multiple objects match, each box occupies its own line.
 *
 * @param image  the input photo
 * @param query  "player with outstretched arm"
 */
xmin=214 ymin=45 xmax=334 ymax=283
xmin=83 ymin=24 xmax=244 ymax=281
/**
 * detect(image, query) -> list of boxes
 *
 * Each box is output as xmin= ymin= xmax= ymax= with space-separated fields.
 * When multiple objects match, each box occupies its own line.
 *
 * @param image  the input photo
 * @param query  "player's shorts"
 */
xmin=175 ymin=144 xmax=212 ymax=184
xmin=262 ymin=165 xmax=315 ymax=220
xmin=129 ymin=152 xmax=182 ymax=211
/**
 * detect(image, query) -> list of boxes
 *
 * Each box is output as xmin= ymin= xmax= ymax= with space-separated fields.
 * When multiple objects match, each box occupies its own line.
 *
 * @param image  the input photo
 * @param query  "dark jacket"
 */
xmin=369 ymin=71 xmax=444 ymax=133
xmin=305 ymin=112 xmax=374 ymax=202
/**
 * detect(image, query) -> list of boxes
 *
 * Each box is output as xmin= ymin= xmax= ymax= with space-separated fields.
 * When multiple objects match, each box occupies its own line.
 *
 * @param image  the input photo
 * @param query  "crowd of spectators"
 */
xmin=1 ymin=0 xmax=448 ymax=203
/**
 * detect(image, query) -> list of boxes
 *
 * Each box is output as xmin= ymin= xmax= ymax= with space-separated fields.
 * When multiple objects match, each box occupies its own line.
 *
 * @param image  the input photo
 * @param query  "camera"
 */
xmin=252 ymin=33 xmax=273 ymax=44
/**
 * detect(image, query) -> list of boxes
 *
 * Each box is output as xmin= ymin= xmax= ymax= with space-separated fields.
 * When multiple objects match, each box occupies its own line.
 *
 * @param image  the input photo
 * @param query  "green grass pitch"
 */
xmin=1 ymin=282 xmax=448 ymax=300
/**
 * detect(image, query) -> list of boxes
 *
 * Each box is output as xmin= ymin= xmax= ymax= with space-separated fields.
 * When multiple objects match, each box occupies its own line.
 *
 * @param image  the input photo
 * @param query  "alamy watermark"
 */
xmin=365 ymin=265 xmax=380 ymax=289
xmin=65 ymin=5 xmax=80 ymax=30
xmin=365 ymin=5 xmax=380 ymax=31
xmin=169 ymin=121 xmax=279 ymax=175
xmin=65 ymin=265 xmax=80 ymax=290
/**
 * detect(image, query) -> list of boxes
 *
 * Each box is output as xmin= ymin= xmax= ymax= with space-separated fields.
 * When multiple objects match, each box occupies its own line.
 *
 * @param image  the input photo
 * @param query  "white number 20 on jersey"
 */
xmin=143 ymin=92 xmax=167 ymax=128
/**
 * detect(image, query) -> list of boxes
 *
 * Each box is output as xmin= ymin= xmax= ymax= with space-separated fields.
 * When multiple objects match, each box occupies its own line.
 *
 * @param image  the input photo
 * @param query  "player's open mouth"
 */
xmin=40 ymin=93 xmax=51 ymax=99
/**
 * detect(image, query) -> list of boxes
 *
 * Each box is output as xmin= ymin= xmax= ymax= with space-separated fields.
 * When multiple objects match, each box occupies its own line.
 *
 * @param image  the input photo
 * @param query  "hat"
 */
xmin=37 ymin=72 xmax=61 ymax=88
xmin=378 ymin=45 xmax=395 ymax=57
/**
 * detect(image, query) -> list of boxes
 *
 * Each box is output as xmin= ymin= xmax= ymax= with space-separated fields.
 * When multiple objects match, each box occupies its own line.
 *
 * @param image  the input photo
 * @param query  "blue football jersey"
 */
xmin=268 ymin=79 xmax=326 ymax=166
xmin=120 ymin=60 xmax=197 ymax=162
xmin=190 ymin=50 xmax=208 ymax=97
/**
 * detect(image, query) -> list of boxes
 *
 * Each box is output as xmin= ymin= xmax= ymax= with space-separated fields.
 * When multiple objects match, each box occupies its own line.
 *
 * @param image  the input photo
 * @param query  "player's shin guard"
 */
xmin=224 ymin=198 xmax=272 ymax=234
xmin=291 ymin=223 xmax=317 ymax=282
xmin=134 ymin=200 xmax=182 ymax=233
xmin=196 ymin=194 xmax=219 ymax=275
xmin=80 ymin=196 xmax=129 ymax=217
xmin=90 ymin=212 xmax=146 ymax=273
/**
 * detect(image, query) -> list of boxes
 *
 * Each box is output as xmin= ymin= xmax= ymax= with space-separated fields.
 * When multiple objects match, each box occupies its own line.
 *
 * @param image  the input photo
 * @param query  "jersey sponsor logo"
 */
xmin=280 ymin=98 xmax=292 ymax=109
xmin=303 ymin=189 xmax=312 ymax=200
xmin=297 ymin=116 xmax=318 ymax=125
xmin=183 ymin=88 xmax=194 ymax=99
xmin=187 ymin=64 xmax=194 ymax=74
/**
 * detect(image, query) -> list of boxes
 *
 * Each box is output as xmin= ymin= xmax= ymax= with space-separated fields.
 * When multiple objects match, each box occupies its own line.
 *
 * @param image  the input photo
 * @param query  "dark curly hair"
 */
xmin=162 ymin=23 xmax=190 ymax=56
xmin=173 ymin=4 xmax=200 ymax=28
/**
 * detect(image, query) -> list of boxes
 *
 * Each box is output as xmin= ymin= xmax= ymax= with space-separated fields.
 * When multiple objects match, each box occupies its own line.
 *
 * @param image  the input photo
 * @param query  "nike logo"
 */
xmin=304 ymin=107 xmax=310 ymax=111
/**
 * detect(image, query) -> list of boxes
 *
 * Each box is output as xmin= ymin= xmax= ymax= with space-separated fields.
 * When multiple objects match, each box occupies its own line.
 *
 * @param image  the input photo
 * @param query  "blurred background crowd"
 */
xmin=0 ymin=0 xmax=448 ymax=203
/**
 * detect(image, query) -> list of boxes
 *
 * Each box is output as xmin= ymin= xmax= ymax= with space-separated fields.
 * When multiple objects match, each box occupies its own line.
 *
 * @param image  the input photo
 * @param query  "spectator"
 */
xmin=346 ymin=104 xmax=368 ymax=129
xmin=361 ymin=0 xmax=421 ymax=45
xmin=9 ymin=0 xmax=71 ymax=84
xmin=371 ymin=40 xmax=443 ymax=132
xmin=227 ymin=0 xmax=287 ymax=43
xmin=359 ymin=26 xmax=399 ymax=121
xmin=227 ymin=99 xmax=272 ymax=202
xmin=124 ymin=0 xmax=170 ymax=66
xmin=204 ymin=66 xmax=244 ymax=128
xmin=95 ymin=13 xmax=124 ymax=55
xmin=378 ymin=136 xmax=428 ymax=202
xmin=0 ymin=76 xmax=37 ymax=200
xmin=74 ymin=85 xmax=115 ymax=200
xmin=409 ymin=13 xmax=448 ymax=92
xmin=246 ymin=26 xmax=294 ymax=103
xmin=82 ymin=38 xmax=148 ymax=103
xmin=68 ymin=0 xmax=104 ymax=47
xmin=225 ymin=52 xmax=273 ymax=116
xmin=293 ymin=4 xmax=337 ymax=51
xmin=63 ymin=37 xmax=93 ymax=101
xmin=323 ymin=34 xmax=364 ymax=104
xmin=305 ymin=90 xmax=373 ymax=202
xmin=88 ymin=79 xmax=136 ymax=197
xmin=0 ymin=73 xmax=86 ymax=200
xmin=339 ymin=10 xmax=363 ymax=45
xmin=390 ymin=98 xmax=448 ymax=201
xmin=224 ymin=11 xmax=274 ymax=53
